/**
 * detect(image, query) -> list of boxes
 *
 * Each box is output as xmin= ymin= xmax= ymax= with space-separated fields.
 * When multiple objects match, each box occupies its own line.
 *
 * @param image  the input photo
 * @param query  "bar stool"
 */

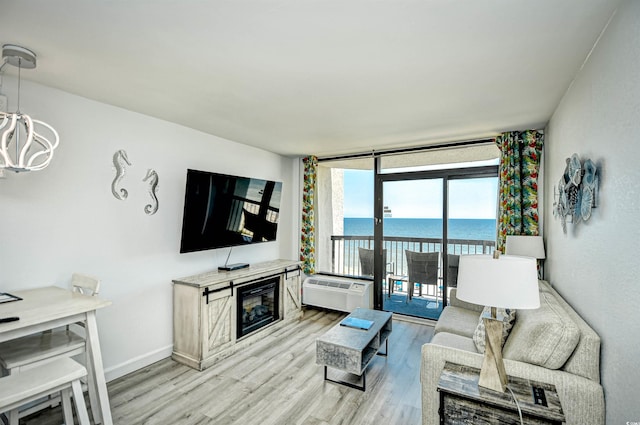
xmin=0 ymin=273 xmax=101 ymax=423
xmin=0 ymin=357 xmax=90 ymax=425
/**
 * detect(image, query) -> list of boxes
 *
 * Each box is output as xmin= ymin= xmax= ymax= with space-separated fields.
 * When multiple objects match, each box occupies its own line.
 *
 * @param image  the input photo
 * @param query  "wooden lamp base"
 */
xmin=478 ymin=316 xmax=508 ymax=392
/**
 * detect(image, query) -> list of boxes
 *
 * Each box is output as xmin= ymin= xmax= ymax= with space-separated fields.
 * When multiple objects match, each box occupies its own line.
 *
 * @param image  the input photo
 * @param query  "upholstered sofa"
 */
xmin=421 ymin=280 xmax=604 ymax=425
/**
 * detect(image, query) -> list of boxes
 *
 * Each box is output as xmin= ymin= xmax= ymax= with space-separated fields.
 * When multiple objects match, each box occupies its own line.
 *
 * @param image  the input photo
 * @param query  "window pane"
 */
xmin=447 ymin=177 xmax=498 ymax=254
xmin=316 ymin=160 xmax=373 ymax=276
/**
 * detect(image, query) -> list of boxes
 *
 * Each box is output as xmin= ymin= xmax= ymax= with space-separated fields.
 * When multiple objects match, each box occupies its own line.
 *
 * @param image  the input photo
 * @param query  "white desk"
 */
xmin=0 ymin=286 xmax=112 ymax=425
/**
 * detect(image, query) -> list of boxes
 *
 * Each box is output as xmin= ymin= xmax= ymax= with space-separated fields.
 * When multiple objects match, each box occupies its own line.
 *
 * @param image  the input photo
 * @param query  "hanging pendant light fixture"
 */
xmin=0 ymin=45 xmax=59 ymax=172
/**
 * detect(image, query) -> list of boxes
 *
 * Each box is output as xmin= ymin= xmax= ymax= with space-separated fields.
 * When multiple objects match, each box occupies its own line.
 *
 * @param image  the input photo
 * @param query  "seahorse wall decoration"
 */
xmin=143 ymin=168 xmax=159 ymax=215
xmin=111 ymin=150 xmax=131 ymax=200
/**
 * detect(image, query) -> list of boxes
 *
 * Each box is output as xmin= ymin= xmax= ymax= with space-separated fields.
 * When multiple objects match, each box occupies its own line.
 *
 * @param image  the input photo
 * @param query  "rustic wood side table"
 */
xmin=437 ymin=362 xmax=565 ymax=425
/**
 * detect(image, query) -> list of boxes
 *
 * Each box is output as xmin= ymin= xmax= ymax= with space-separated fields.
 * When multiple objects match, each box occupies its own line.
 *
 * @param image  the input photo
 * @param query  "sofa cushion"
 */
xmin=449 ymin=288 xmax=485 ymax=312
xmin=434 ymin=306 xmax=480 ymax=338
xmin=430 ymin=332 xmax=478 ymax=353
xmin=472 ymin=307 xmax=516 ymax=353
xmin=503 ymin=290 xmax=580 ymax=369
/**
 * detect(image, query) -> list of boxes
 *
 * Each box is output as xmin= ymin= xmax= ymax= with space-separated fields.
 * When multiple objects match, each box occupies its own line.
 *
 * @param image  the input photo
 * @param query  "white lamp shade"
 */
xmin=456 ymin=255 xmax=540 ymax=309
xmin=505 ymin=235 xmax=546 ymax=259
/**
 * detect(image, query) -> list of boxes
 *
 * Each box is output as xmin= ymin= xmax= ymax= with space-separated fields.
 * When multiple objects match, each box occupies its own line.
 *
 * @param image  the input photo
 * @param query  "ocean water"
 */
xmin=337 ymin=218 xmax=496 ymax=278
xmin=344 ymin=217 xmax=496 ymax=242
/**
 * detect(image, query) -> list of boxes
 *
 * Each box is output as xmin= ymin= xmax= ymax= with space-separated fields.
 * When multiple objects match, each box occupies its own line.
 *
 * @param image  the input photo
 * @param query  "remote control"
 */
xmin=0 ymin=317 xmax=19 ymax=323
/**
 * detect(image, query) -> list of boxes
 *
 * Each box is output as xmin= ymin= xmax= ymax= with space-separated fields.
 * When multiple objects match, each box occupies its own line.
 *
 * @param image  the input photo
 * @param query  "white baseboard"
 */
xmin=104 ymin=344 xmax=173 ymax=382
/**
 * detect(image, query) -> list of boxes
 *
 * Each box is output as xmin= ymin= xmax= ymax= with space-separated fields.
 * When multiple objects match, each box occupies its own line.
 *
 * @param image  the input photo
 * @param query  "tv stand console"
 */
xmin=172 ymin=259 xmax=302 ymax=370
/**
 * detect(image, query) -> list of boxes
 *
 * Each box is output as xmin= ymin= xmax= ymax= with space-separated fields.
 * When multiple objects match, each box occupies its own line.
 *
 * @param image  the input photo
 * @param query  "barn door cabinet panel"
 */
xmin=172 ymin=260 xmax=302 ymax=371
xmin=284 ymin=267 xmax=302 ymax=318
xmin=204 ymin=287 xmax=234 ymax=355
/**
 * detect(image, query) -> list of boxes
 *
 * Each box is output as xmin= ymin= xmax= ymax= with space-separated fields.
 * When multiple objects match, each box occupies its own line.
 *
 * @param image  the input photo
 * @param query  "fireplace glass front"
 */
xmin=237 ymin=277 xmax=280 ymax=338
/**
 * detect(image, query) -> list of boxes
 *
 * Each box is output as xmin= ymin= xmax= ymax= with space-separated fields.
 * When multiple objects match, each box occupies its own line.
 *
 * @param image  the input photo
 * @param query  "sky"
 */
xmin=343 ymin=169 xmax=498 ymax=219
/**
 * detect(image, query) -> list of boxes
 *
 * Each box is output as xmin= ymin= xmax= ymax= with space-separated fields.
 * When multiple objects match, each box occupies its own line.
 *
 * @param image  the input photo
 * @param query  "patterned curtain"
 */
xmin=495 ymin=130 xmax=544 ymax=252
xmin=300 ymin=156 xmax=318 ymax=274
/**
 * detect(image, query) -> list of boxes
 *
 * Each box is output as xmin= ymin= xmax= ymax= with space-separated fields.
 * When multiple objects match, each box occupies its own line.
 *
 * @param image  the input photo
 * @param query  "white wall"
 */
xmin=544 ymin=0 xmax=640 ymax=422
xmin=0 ymin=77 xmax=299 ymax=380
xmin=316 ymin=165 xmax=344 ymax=273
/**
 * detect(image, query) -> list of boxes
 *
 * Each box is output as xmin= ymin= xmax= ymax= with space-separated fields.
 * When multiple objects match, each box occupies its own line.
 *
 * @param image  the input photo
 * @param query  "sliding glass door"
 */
xmin=381 ymin=178 xmax=444 ymax=320
xmin=445 ymin=177 xmax=499 ymax=308
xmin=447 ymin=178 xmax=499 ymax=256
xmin=314 ymin=145 xmax=498 ymax=320
xmin=375 ymin=163 xmax=498 ymax=320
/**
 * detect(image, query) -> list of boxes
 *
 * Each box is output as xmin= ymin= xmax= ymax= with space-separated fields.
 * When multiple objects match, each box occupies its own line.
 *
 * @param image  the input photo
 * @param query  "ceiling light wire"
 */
xmin=16 ymin=57 xmax=21 ymax=113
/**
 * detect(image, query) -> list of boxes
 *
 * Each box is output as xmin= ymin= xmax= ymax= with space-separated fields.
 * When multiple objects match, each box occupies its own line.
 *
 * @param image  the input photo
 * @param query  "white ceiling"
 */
xmin=0 ymin=0 xmax=621 ymax=157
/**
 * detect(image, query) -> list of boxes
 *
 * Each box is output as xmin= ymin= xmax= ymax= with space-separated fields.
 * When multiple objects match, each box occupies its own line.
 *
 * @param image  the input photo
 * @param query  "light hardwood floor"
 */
xmin=23 ymin=308 xmax=434 ymax=425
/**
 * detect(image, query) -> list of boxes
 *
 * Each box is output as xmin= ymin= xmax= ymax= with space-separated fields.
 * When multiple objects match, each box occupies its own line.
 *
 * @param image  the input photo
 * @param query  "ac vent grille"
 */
xmin=302 ymin=275 xmax=373 ymax=312
xmin=305 ymin=277 xmax=355 ymax=290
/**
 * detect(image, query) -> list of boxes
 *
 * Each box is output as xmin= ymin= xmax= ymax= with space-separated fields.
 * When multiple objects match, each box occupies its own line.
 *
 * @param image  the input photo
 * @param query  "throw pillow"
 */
xmin=473 ymin=307 xmax=517 ymax=353
xmin=502 ymin=291 xmax=580 ymax=369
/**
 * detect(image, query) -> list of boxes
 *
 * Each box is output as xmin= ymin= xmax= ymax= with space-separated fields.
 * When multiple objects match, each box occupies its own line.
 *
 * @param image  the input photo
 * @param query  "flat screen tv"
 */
xmin=179 ymin=169 xmax=283 ymax=253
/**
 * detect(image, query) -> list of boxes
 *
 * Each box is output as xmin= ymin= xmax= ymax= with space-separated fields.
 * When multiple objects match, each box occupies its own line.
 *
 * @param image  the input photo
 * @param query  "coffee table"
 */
xmin=316 ymin=307 xmax=392 ymax=391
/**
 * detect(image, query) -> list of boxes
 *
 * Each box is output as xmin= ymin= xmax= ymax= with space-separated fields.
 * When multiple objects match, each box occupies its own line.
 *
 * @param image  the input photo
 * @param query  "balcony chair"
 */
xmin=446 ymin=254 xmax=460 ymax=288
xmin=405 ymin=250 xmax=440 ymax=307
xmin=358 ymin=247 xmax=394 ymax=276
xmin=0 ymin=273 xmax=101 ymax=425
xmin=357 ymin=247 xmax=396 ymax=291
xmin=445 ymin=254 xmax=460 ymax=304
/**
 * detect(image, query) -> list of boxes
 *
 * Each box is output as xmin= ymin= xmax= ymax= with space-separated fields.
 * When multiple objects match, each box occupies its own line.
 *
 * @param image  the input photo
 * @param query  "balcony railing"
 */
xmin=330 ymin=235 xmax=496 ymax=277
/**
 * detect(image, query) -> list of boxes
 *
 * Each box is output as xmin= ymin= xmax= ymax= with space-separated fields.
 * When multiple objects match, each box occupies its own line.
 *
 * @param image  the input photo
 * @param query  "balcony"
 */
xmin=330 ymin=235 xmax=495 ymax=277
xmin=328 ymin=235 xmax=496 ymax=320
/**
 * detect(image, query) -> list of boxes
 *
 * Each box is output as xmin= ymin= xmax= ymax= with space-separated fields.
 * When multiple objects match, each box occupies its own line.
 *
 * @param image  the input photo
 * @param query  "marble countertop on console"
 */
xmin=173 ymin=259 xmax=301 ymax=289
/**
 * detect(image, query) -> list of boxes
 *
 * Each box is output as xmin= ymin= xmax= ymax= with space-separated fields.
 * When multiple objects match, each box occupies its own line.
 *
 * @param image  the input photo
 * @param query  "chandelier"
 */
xmin=0 ymin=45 xmax=59 ymax=172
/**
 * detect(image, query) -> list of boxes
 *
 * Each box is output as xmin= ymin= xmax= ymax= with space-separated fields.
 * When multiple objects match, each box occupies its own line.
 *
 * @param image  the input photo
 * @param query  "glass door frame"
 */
xmin=372 ymin=158 xmax=498 ymax=310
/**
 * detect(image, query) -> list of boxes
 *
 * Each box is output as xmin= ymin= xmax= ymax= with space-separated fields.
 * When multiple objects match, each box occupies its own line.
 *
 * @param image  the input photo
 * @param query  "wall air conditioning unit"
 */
xmin=302 ymin=274 xmax=373 ymax=313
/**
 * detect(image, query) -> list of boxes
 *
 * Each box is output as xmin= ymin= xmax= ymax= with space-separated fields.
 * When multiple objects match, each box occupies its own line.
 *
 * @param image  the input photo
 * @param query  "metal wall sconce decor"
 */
xmin=143 ymin=169 xmax=159 ymax=215
xmin=553 ymin=153 xmax=599 ymax=233
xmin=111 ymin=149 xmax=131 ymax=200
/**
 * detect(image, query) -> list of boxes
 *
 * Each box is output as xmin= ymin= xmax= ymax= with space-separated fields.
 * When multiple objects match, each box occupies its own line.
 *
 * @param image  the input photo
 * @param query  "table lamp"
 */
xmin=505 ymin=235 xmax=546 ymax=278
xmin=456 ymin=252 xmax=540 ymax=392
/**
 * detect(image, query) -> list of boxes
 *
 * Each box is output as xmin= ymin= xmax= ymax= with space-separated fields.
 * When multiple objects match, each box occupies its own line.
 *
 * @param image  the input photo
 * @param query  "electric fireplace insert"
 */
xmin=236 ymin=277 xmax=280 ymax=338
